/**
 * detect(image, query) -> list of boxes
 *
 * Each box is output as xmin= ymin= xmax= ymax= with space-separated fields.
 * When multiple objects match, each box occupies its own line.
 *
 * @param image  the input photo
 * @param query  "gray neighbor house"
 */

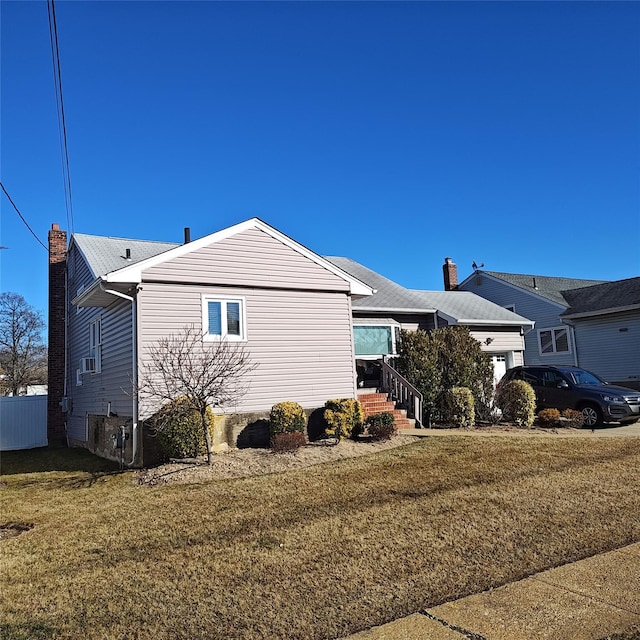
xmin=457 ymin=265 xmax=640 ymax=391
xmin=47 ymin=219 xmax=533 ymax=465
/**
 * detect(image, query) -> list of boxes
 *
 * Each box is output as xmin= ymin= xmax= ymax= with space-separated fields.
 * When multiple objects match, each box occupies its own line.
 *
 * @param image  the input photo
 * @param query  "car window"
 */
xmin=521 ymin=369 xmax=543 ymax=386
xmin=563 ymin=369 xmax=602 ymax=386
xmin=542 ymin=370 xmax=565 ymax=388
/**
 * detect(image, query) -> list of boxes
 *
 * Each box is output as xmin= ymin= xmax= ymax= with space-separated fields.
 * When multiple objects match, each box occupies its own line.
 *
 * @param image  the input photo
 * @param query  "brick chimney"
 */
xmin=48 ymin=223 xmax=67 ymax=446
xmin=443 ymin=257 xmax=458 ymax=291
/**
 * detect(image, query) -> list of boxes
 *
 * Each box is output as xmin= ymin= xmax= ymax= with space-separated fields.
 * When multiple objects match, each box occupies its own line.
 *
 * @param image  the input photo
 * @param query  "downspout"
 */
xmin=563 ymin=319 xmax=579 ymax=366
xmin=99 ymin=282 xmax=138 ymax=466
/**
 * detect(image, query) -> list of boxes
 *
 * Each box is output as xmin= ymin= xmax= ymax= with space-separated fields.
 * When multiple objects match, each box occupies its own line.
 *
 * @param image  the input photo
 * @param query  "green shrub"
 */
xmin=269 ymin=401 xmax=306 ymax=436
xmin=444 ymin=387 xmax=475 ymax=427
xmin=537 ymin=408 xmax=561 ymax=428
xmin=495 ymin=380 xmax=536 ymax=428
xmin=366 ymin=412 xmax=396 ymax=441
xmin=396 ymin=326 xmax=494 ymax=426
xmin=324 ymin=398 xmax=365 ymax=440
xmin=561 ymin=408 xmax=584 ymax=429
xmin=154 ymin=396 xmax=214 ymax=458
xmin=271 ymin=431 xmax=307 ymax=452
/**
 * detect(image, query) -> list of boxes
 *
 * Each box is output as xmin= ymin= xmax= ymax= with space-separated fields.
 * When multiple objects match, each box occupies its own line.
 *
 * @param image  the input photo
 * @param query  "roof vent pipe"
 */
xmin=184 ymin=227 xmax=191 ymax=244
xmin=125 ymin=248 xmax=131 ymax=261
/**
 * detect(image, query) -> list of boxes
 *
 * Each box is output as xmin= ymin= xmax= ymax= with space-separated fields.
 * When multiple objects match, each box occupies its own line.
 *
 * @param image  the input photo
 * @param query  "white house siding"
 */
xmin=460 ymin=275 xmax=575 ymax=366
xmin=137 ymin=282 xmax=357 ymax=415
xmin=67 ymin=247 xmax=134 ymax=442
xmin=571 ymin=310 xmax=640 ymax=387
xmin=142 ymin=227 xmax=350 ymax=293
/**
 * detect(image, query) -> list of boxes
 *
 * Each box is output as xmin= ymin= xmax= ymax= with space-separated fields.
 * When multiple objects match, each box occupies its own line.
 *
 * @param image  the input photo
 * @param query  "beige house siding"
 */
xmin=468 ymin=327 xmax=526 ymax=353
xmin=137 ymin=282 xmax=357 ymax=415
xmin=141 ymin=227 xmax=349 ymax=292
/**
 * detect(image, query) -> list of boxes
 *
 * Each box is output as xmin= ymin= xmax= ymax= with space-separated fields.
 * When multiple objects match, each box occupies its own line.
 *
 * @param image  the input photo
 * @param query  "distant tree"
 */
xmin=0 ymin=292 xmax=47 ymax=396
xmin=137 ymin=325 xmax=257 ymax=464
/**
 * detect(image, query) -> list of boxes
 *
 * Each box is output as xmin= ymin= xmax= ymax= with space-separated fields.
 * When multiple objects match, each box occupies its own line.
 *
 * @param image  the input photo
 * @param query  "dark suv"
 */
xmin=498 ymin=365 xmax=640 ymax=427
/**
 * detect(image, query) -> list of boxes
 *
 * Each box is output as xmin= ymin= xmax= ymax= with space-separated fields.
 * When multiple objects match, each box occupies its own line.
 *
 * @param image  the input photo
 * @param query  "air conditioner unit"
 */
xmin=81 ymin=357 xmax=96 ymax=373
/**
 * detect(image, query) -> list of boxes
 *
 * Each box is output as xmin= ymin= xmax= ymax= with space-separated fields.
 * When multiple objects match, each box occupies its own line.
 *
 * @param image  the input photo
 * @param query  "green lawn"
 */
xmin=1 ymin=436 xmax=639 ymax=640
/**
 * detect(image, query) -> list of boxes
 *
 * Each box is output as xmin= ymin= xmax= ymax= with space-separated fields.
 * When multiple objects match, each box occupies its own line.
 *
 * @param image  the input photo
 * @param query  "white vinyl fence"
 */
xmin=0 ymin=395 xmax=48 ymax=451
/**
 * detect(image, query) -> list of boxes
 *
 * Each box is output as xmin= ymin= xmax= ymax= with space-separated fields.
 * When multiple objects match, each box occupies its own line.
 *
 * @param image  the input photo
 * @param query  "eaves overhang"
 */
xmin=562 ymin=304 xmax=640 ymax=320
xmin=72 ymin=278 xmax=136 ymax=308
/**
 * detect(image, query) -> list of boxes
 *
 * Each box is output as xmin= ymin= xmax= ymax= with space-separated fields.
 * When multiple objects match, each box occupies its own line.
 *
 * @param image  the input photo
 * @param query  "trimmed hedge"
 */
xmin=537 ymin=408 xmax=561 ymax=428
xmin=324 ymin=398 xmax=365 ymax=440
xmin=495 ymin=380 xmax=536 ymax=428
xmin=154 ymin=397 xmax=214 ymax=458
xmin=445 ymin=387 xmax=475 ymax=428
xmin=271 ymin=431 xmax=307 ymax=452
xmin=269 ymin=401 xmax=306 ymax=436
xmin=365 ymin=412 xmax=396 ymax=441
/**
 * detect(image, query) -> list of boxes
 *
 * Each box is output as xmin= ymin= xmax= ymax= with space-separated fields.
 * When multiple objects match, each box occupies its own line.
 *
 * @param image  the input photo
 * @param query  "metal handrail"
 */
xmin=380 ymin=357 xmax=423 ymax=428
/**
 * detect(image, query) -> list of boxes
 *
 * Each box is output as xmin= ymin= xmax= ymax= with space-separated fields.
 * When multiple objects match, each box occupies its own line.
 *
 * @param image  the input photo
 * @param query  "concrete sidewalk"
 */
xmin=346 ymin=543 xmax=640 ymax=640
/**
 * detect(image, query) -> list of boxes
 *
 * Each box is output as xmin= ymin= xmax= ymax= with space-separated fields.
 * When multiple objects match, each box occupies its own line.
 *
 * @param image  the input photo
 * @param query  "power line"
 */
xmin=47 ymin=0 xmax=75 ymax=235
xmin=0 ymin=182 xmax=48 ymax=251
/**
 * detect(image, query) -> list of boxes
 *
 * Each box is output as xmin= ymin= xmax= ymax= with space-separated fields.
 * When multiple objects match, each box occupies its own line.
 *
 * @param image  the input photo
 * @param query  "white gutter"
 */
xmin=99 ymin=282 xmax=139 ymax=467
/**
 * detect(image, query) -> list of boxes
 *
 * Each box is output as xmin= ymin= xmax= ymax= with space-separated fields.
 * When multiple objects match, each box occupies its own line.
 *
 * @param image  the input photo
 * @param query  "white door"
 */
xmin=491 ymin=355 xmax=507 ymax=387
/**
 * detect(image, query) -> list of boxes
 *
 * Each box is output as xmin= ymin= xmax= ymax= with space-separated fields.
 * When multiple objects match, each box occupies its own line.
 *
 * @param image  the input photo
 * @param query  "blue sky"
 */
xmin=2 ymin=1 xmax=639 ymax=324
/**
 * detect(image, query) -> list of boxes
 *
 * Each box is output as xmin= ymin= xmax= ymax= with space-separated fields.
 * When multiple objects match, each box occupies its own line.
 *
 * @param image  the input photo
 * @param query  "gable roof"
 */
xmin=561 ymin=277 xmax=640 ymax=319
xmin=466 ymin=271 xmax=607 ymax=306
xmin=72 ymin=218 xmax=374 ymax=306
xmin=327 ymin=257 xmax=533 ymax=327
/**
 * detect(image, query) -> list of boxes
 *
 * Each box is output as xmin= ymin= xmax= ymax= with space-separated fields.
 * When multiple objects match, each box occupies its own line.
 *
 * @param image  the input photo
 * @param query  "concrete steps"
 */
xmin=358 ymin=391 xmax=415 ymax=429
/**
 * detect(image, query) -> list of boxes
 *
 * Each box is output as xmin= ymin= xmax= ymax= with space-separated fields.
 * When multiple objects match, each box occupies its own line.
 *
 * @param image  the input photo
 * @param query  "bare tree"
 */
xmin=0 ymin=292 xmax=47 ymax=396
xmin=138 ymin=325 xmax=257 ymax=464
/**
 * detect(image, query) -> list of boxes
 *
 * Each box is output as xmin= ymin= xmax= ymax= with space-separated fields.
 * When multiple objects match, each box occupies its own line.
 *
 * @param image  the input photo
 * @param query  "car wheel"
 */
xmin=580 ymin=404 xmax=603 ymax=428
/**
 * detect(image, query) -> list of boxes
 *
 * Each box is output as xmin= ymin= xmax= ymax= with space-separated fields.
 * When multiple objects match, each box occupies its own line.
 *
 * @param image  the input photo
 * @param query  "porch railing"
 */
xmin=380 ymin=357 xmax=423 ymax=428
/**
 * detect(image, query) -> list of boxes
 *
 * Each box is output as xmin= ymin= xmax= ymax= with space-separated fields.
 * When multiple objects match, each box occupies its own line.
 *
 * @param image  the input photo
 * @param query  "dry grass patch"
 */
xmin=1 ymin=437 xmax=639 ymax=640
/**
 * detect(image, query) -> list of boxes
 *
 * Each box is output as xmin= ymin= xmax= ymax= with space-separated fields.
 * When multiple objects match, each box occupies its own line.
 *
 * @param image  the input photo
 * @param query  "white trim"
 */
xmin=89 ymin=317 xmax=102 ymax=372
xmin=202 ymin=295 xmax=247 ymax=342
xmin=102 ymin=218 xmax=374 ymax=296
xmin=75 ymin=285 xmax=85 ymax=314
xmin=537 ymin=325 xmax=571 ymax=356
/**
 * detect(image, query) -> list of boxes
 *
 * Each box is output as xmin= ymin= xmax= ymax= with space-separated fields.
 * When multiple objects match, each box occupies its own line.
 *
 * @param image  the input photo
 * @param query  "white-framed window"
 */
xmin=538 ymin=326 xmax=570 ymax=355
xmin=353 ymin=325 xmax=398 ymax=356
xmin=202 ymin=296 xmax=246 ymax=341
xmin=89 ymin=317 xmax=102 ymax=372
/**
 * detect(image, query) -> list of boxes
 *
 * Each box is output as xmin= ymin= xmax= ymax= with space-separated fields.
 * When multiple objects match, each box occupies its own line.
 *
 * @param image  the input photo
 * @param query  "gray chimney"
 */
xmin=443 ymin=257 xmax=458 ymax=291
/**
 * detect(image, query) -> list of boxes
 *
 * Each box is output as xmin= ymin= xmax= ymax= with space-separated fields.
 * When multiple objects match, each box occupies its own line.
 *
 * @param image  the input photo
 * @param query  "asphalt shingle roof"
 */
xmin=72 ymin=234 xmax=179 ymax=278
xmin=561 ymin=277 xmax=640 ymax=316
xmin=327 ymin=257 xmax=532 ymax=325
xmin=481 ymin=271 xmax=607 ymax=306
